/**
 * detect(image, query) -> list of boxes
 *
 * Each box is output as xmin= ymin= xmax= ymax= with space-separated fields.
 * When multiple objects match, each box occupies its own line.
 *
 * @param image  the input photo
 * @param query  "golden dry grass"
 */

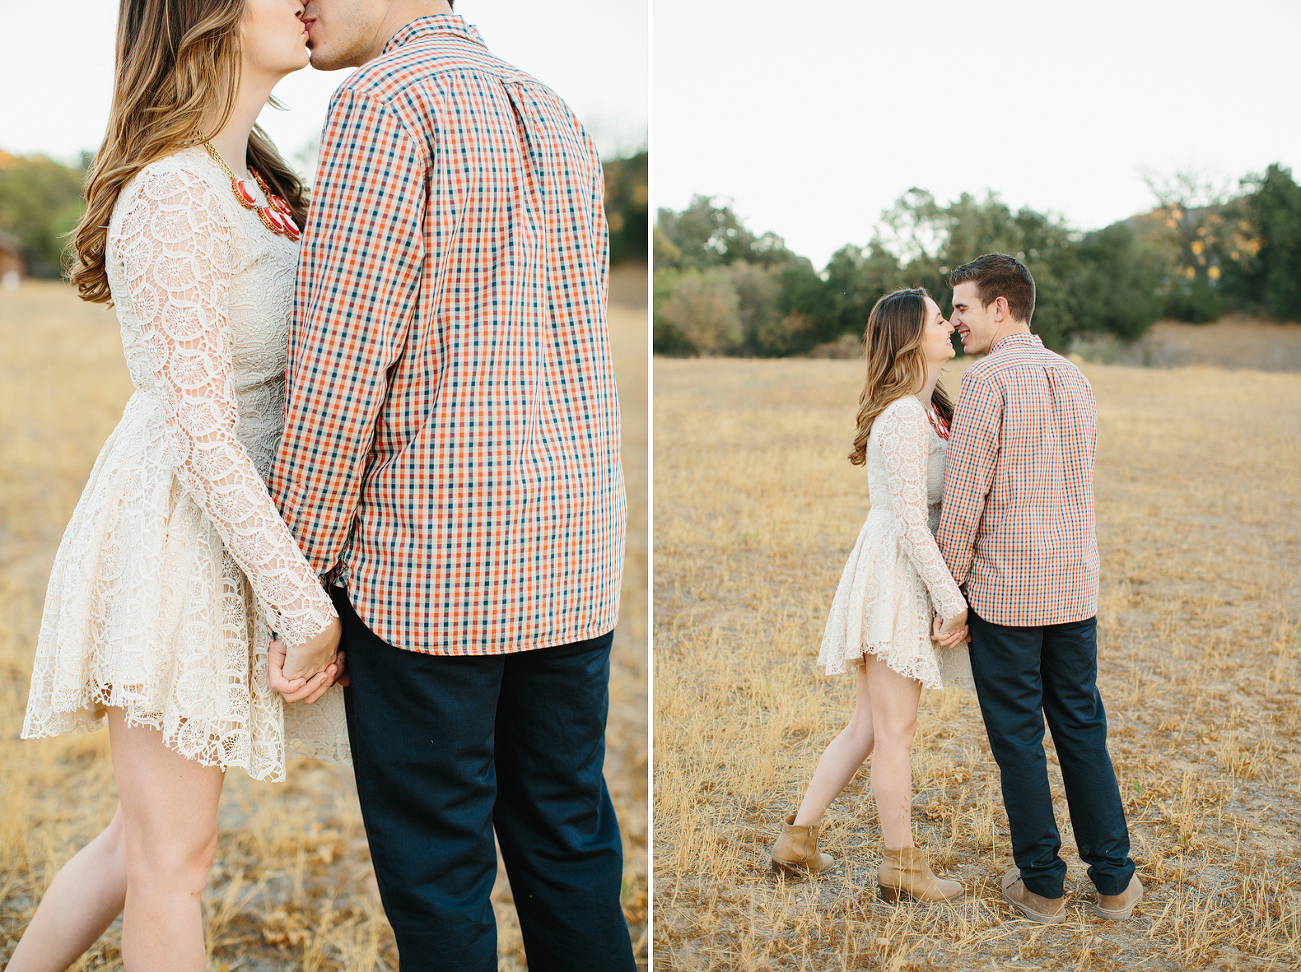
xmin=0 ymin=267 xmax=648 ymax=971
xmin=652 ymin=353 xmax=1301 ymax=971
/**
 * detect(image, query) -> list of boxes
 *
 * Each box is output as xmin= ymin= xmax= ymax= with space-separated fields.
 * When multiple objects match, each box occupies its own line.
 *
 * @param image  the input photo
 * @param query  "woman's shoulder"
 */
xmin=878 ymin=395 xmax=926 ymax=424
xmin=867 ymin=396 xmax=925 ymax=450
xmin=112 ymin=147 xmax=233 ymax=234
xmin=130 ymin=146 xmax=225 ymax=200
xmin=112 ymin=147 xmax=222 ymax=214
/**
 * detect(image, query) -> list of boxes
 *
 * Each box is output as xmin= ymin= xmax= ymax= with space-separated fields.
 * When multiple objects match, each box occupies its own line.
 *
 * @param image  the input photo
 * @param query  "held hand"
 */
xmin=282 ymin=617 xmax=342 ymax=681
xmin=268 ymin=638 xmax=343 ymax=704
xmin=267 ymin=617 xmax=342 ymax=704
xmin=932 ymin=610 xmax=969 ymax=648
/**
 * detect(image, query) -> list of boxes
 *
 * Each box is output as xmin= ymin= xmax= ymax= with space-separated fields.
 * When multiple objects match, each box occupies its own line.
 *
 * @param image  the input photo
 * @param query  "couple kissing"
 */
xmin=13 ymin=2 xmax=634 ymax=971
xmin=771 ymin=253 xmax=1142 ymax=926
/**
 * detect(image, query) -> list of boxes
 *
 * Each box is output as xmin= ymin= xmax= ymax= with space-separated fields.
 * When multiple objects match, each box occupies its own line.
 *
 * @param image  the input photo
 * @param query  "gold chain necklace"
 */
xmin=201 ymin=141 xmax=300 ymax=241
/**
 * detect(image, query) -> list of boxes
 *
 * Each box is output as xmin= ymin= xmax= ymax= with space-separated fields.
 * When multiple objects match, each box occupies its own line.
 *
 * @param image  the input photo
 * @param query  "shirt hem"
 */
xmin=968 ymin=598 xmax=1098 ymax=629
xmin=348 ymin=611 xmax=620 ymax=656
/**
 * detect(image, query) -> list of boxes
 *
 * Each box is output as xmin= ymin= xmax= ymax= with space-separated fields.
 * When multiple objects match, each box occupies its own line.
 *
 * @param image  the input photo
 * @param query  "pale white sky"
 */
xmin=654 ymin=0 xmax=1301 ymax=269
xmin=0 ymin=0 xmax=648 ymax=166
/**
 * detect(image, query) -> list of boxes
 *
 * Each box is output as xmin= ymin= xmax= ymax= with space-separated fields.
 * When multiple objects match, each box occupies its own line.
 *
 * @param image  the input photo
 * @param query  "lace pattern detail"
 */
xmin=818 ymin=396 xmax=973 ymax=690
xmin=22 ymin=148 xmax=347 ymax=780
xmin=119 ymin=163 xmax=336 ymax=645
xmin=876 ymin=400 xmax=968 ymax=621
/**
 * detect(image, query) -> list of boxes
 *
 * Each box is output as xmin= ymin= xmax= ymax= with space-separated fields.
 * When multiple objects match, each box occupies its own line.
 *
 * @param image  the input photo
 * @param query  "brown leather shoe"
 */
xmin=1001 ymin=866 xmax=1066 ymax=923
xmin=770 ymin=813 xmax=835 ymax=873
xmin=877 ymin=846 xmax=963 ymax=903
xmin=1095 ymin=874 xmax=1143 ymax=919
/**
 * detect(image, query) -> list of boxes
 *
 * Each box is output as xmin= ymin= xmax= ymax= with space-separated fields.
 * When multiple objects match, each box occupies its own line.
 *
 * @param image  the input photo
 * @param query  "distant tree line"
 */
xmin=603 ymin=150 xmax=648 ymax=265
xmin=0 ymin=146 xmax=649 ymax=280
xmin=653 ymin=164 xmax=1301 ymax=356
xmin=0 ymin=151 xmax=91 ymax=278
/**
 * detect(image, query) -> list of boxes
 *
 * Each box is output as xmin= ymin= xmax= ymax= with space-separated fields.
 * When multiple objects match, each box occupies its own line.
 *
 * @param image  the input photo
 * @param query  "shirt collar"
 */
xmin=382 ymin=13 xmax=486 ymax=56
xmin=990 ymin=332 xmax=1043 ymax=354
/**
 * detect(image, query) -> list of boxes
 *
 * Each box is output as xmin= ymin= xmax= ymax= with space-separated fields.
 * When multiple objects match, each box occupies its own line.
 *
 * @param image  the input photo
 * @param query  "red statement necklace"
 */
xmin=202 ymin=141 xmax=301 ymax=241
xmin=924 ymin=402 xmax=950 ymax=440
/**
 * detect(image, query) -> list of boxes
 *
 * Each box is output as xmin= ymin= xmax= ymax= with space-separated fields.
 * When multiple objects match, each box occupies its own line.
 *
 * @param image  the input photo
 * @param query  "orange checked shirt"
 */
xmin=267 ymin=15 xmax=625 ymax=654
xmin=937 ymin=334 xmax=1099 ymax=627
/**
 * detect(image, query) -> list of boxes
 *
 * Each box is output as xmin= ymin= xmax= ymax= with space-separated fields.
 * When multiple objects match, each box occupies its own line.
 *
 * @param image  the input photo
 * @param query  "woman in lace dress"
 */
xmin=10 ymin=2 xmax=348 ymax=969
xmin=770 ymin=288 xmax=973 ymax=903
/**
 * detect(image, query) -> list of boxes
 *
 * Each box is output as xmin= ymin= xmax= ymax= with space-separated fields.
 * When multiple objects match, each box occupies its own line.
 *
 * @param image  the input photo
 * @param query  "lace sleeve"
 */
xmin=877 ymin=401 xmax=968 ymax=621
xmin=117 ymin=163 xmax=337 ymax=645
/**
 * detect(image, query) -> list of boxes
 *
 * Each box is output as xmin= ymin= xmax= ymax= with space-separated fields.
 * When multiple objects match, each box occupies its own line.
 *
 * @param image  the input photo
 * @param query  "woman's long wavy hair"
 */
xmin=71 ymin=0 xmax=309 ymax=304
xmin=848 ymin=288 xmax=955 ymax=466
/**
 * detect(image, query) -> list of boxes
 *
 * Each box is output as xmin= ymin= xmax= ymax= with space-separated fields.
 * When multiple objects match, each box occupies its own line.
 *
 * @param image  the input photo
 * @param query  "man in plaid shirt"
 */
xmin=266 ymin=3 xmax=633 ymax=969
xmin=936 ymin=254 xmax=1141 ymax=925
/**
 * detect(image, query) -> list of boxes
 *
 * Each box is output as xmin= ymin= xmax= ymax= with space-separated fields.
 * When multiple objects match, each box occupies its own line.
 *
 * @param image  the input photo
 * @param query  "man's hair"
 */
xmin=948 ymin=253 xmax=1035 ymax=325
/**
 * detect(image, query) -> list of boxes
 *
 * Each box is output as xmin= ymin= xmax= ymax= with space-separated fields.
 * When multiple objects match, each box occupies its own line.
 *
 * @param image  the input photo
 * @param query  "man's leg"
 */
xmin=491 ymin=631 xmax=636 ymax=972
xmin=967 ymin=610 xmax=1068 ymax=898
xmin=334 ymin=587 xmax=503 ymax=972
xmin=1039 ymin=617 xmax=1135 ymax=896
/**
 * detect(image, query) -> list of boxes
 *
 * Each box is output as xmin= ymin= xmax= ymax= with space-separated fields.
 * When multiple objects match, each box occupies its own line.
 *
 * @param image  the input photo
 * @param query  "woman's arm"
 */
xmin=117 ymin=163 xmax=338 ymax=650
xmin=877 ymin=400 xmax=968 ymax=622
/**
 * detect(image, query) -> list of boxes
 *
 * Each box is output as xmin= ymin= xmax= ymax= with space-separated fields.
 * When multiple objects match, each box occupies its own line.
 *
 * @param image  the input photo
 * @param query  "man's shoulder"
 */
xmin=335 ymin=32 xmax=535 ymax=109
xmin=967 ymin=339 xmax=1085 ymax=383
xmin=956 ymin=353 xmax=1007 ymax=398
xmin=960 ymin=354 xmax=999 ymax=384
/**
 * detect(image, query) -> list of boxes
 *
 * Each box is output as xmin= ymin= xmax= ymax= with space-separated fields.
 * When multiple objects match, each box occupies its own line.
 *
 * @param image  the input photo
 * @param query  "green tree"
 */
xmin=1139 ymin=168 xmax=1234 ymax=323
xmin=872 ymin=189 xmax=1080 ymax=350
xmin=1236 ymin=164 xmax=1301 ymax=321
xmin=1066 ymin=223 xmax=1164 ymax=341
xmin=656 ymin=196 xmax=757 ymax=270
xmin=726 ymin=261 xmax=780 ymax=351
xmin=653 ymin=226 xmax=682 ymax=269
xmin=941 ymin=192 xmax=1026 ymax=270
xmin=658 ymin=268 xmax=742 ymax=355
xmin=655 ymin=195 xmax=800 ymax=270
xmin=602 ymin=150 xmax=647 ymax=265
xmin=0 ymin=151 xmax=87 ymax=278
xmin=652 ymin=267 xmax=687 ymax=354
xmin=772 ymin=259 xmax=832 ymax=350
xmin=822 ymin=242 xmax=908 ymax=342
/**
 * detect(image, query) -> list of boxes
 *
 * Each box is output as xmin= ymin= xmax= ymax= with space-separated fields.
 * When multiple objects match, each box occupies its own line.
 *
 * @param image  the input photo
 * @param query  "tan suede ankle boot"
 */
xmin=770 ymin=813 xmax=835 ymax=873
xmin=877 ymin=846 xmax=963 ymax=903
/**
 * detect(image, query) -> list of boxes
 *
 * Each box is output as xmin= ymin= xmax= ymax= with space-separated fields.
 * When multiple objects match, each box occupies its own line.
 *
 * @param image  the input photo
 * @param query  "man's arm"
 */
xmin=267 ymin=88 xmax=427 ymax=578
xmin=937 ymin=372 xmax=1002 ymax=587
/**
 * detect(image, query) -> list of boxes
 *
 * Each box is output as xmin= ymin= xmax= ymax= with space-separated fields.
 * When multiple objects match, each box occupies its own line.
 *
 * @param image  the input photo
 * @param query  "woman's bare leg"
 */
xmin=793 ymin=663 xmax=875 ymax=827
xmin=863 ymin=655 xmax=922 ymax=848
xmin=107 ymin=707 xmax=225 ymax=972
xmin=4 ymin=804 xmax=129 ymax=972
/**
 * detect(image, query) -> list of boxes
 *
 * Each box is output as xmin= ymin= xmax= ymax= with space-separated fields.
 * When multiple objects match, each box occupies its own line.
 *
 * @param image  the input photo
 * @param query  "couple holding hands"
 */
xmin=13 ymin=1 xmax=633 ymax=971
xmin=773 ymin=254 xmax=1143 ymax=926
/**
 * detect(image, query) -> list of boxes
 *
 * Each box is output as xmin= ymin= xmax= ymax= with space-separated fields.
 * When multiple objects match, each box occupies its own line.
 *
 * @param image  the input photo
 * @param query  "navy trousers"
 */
xmin=967 ymin=609 xmax=1135 ymax=899
xmin=333 ymin=587 xmax=635 ymax=972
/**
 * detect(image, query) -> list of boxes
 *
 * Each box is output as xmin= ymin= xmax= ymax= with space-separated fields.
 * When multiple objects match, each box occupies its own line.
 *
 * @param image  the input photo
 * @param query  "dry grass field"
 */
xmin=0 ymin=267 xmax=648 ymax=971
xmin=1072 ymin=316 xmax=1301 ymax=371
xmin=653 ymin=352 xmax=1301 ymax=970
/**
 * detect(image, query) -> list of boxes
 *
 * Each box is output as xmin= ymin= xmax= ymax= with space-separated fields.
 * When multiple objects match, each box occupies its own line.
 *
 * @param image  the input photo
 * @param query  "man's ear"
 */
xmin=992 ymin=296 xmax=1009 ymax=323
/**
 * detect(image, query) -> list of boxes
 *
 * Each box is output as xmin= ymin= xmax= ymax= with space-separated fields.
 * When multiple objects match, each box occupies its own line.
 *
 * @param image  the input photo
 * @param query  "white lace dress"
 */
xmin=22 ymin=147 xmax=350 ymax=781
xmin=818 ymin=396 xmax=974 ymax=690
